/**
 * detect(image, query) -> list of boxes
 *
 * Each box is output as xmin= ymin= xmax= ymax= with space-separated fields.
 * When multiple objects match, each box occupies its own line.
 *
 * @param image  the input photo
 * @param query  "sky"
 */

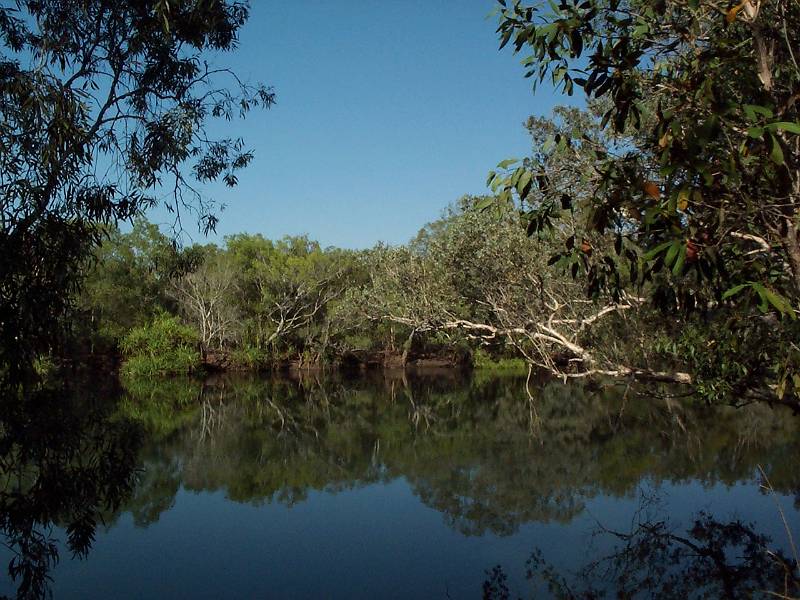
xmin=163 ymin=0 xmax=570 ymax=249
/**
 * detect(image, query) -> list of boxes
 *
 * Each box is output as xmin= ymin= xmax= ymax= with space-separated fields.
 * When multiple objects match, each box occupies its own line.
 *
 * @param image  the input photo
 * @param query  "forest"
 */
xmin=65 ymin=104 xmax=799 ymax=411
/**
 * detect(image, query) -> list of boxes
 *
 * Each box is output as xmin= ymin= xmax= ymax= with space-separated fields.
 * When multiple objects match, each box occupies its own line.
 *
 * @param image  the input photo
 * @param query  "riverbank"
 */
xmin=56 ymin=344 xmax=529 ymax=380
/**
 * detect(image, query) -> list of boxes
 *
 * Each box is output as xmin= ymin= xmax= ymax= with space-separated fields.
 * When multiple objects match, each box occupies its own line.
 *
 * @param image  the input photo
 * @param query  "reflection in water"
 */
xmin=483 ymin=492 xmax=800 ymax=599
xmin=118 ymin=373 xmax=800 ymax=535
xmin=2 ymin=372 xmax=799 ymax=598
xmin=0 ymin=383 xmax=142 ymax=599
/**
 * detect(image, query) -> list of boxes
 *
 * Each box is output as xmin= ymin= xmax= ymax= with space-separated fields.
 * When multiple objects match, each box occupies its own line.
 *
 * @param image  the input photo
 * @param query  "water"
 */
xmin=1 ymin=372 xmax=799 ymax=598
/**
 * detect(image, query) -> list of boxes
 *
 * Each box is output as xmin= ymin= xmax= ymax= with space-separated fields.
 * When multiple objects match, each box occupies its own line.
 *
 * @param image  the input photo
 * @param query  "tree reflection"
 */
xmin=1 ymin=374 xmax=795 ymax=597
xmin=0 ymin=385 xmax=142 ymax=599
xmin=117 ymin=373 xmax=800 ymax=538
xmin=482 ymin=496 xmax=800 ymax=599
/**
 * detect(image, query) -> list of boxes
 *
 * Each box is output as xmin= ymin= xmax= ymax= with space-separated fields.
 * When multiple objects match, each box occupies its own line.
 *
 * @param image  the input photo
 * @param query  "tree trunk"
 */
xmin=401 ymin=329 xmax=416 ymax=366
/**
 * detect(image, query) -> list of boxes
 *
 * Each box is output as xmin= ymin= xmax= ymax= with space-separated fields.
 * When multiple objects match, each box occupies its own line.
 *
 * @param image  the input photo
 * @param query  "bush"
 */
xmin=228 ymin=345 xmax=271 ymax=370
xmin=472 ymin=348 xmax=527 ymax=372
xmin=120 ymin=313 xmax=201 ymax=377
xmin=654 ymin=316 xmax=800 ymax=405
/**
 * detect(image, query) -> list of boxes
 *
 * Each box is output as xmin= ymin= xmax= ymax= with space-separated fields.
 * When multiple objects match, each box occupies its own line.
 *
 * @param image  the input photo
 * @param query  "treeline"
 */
xmin=72 ymin=189 xmax=681 ymax=387
xmin=71 ymin=105 xmax=800 ymax=409
xmin=73 ymin=198 xmax=538 ymax=375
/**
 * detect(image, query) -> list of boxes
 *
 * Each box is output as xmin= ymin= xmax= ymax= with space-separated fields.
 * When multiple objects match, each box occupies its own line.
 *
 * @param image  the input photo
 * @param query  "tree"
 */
xmin=358 ymin=196 xmax=668 ymax=377
xmin=490 ymin=0 xmax=800 ymax=402
xmin=226 ymin=234 xmax=352 ymax=357
xmin=0 ymin=1 xmax=273 ymax=388
xmin=79 ymin=219 xmax=198 ymax=343
xmin=169 ymin=246 xmax=240 ymax=349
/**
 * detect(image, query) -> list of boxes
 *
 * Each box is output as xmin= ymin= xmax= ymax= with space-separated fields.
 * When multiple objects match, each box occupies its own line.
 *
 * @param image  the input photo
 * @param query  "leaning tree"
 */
xmin=489 ymin=0 xmax=800 ymax=404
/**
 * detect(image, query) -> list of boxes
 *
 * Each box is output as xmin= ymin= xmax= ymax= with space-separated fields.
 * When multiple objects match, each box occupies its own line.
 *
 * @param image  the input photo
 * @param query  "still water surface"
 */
xmin=2 ymin=372 xmax=799 ymax=598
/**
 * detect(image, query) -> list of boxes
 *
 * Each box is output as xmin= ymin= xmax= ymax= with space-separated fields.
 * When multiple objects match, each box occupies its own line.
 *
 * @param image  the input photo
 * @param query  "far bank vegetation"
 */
xmin=74 ymin=106 xmax=799 ymax=409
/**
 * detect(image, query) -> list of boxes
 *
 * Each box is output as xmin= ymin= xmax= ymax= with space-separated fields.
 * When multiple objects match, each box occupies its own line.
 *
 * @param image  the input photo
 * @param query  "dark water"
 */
xmin=1 ymin=372 xmax=799 ymax=598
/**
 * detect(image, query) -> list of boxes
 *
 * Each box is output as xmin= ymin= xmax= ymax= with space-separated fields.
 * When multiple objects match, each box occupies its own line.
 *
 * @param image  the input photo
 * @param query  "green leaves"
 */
xmin=671 ymin=247 xmax=686 ymax=276
xmin=642 ymin=241 xmax=673 ymax=262
xmin=742 ymin=104 xmax=773 ymax=121
xmin=746 ymin=126 xmax=764 ymax=139
xmin=524 ymin=201 xmax=560 ymax=236
xmin=723 ymin=283 xmax=796 ymax=319
xmin=516 ymin=170 xmax=533 ymax=198
xmin=475 ymin=197 xmax=495 ymax=211
xmin=491 ymin=0 xmax=800 ymax=400
xmin=496 ymin=158 xmax=520 ymax=169
xmin=721 ymin=284 xmax=749 ymax=300
xmin=1 ymin=0 xmax=275 ymax=389
xmin=643 ymin=239 xmax=688 ymax=276
xmin=767 ymin=133 xmax=784 ymax=165
xmin=664 ymin=240 xmax=680 ymax=268
xmin=754 ymin=285 xmax=795 ymax=317
xmin=764 ymin=121 xmax=800 ymax=135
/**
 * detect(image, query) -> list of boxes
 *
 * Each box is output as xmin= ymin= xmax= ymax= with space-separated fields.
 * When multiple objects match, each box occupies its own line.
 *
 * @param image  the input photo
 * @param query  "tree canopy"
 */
xmin=488 ymin=0 xmax=800 ymax=402
xmin=0 ymin=1 xmax=272 ymax=388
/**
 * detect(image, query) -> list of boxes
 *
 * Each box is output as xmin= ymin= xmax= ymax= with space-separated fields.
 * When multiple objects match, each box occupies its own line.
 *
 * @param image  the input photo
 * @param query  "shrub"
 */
xmin=120 ymin=313 xmax=201 ymax=377
xmin=228 ymin=345 xmax=271 ymax=370
xmin=472 ymin=348 xmax=527 ymax=372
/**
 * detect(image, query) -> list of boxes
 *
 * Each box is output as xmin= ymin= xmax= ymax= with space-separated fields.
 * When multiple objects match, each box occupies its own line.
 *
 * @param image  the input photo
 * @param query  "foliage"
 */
xmin=31 ymin=355 xmax=57 ymax=381
xmin=224 ymin=234 xmax=358 ymax=357
xmin=0 ymin=1 xmax=272 ymax=390
xmin=489 ymin=0 xmax=800 ymax=401
xmin=79 ymin=219 xmax=200 ymax=344
xmin=355 ymin=195 xmax=656 ymax=374
xmin=656 ymin=316 xmax=800 ymax=404
xmin=68 ymin=195 xmax=723 ymax=391
xmin=80 ymin=226 xmax=371 ymax=367
xmin=119 ymin=312 xmax=201 ymax=377
xmin=227 ymin=345 xmax=272 ymax=370
xmin=472 ymin=349 xmax=528 ymax=372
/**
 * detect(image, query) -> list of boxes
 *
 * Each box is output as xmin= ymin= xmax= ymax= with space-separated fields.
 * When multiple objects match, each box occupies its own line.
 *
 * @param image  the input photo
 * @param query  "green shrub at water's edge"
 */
xmin=472 ymin=348 xmax=527 ymax=372
xmin=228 ymin=345 xmax=272 ymax=370
xmin=120 ymin=313 xmax=201 ymax=377
xmin=33 ymin=354 xmax=57 ymax=380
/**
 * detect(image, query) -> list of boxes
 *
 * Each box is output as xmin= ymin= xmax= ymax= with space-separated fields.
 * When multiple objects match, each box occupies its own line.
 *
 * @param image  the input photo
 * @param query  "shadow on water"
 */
xmin=482 ymin=488 xmax=800 ymax=599
xmin=0 ymin=381 xmax=142 ymax=599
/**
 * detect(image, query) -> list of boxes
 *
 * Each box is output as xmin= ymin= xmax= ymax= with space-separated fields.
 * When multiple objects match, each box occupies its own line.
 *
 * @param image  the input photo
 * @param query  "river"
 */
xmin=1 ymin=372 xmax=798 ymax=598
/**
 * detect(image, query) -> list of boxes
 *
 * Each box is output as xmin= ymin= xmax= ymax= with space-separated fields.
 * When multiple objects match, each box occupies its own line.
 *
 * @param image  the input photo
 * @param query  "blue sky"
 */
xmin=168 ymin=1 xmax=569 ymax=249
